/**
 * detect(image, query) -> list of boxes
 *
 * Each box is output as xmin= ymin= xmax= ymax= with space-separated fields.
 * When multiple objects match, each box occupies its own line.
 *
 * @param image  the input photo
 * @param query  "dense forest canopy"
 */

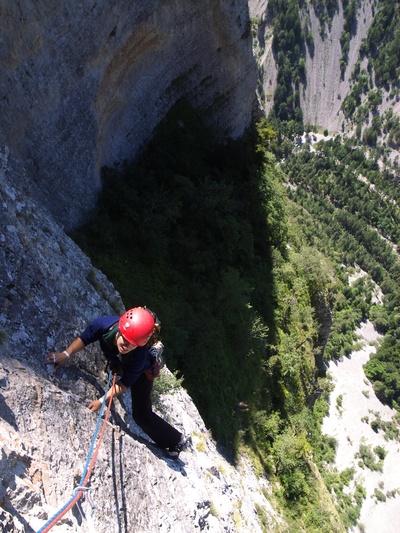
xmin=283 ymin=138 xmax=400 ymax=405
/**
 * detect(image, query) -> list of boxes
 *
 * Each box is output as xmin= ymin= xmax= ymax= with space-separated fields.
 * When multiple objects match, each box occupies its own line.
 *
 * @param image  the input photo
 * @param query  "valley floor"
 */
xmin=322 ymin=321 xmax=400 ymax=533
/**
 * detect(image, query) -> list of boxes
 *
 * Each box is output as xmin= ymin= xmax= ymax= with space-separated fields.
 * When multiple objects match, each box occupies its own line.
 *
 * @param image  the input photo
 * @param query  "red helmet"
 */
xmin=119 ymin=308 xmax=155 ymax=346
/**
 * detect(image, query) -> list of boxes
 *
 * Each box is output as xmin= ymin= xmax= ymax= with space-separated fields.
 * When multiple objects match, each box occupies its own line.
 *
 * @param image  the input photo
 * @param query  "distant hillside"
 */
xmin=249 ymin=0 xmax=400 ymax=160
xmin=247 ymin=2 xmax=400 ymax=530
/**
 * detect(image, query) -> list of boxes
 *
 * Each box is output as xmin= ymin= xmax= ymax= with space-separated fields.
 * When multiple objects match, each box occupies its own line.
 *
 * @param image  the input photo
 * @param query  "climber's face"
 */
xmin=116 ymin=333 xmax=137 ymax=355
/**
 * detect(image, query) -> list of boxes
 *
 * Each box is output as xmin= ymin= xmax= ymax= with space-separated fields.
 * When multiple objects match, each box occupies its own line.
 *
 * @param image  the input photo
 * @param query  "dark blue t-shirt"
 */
xmin=79 ymin=316 xmax=151 ymax=387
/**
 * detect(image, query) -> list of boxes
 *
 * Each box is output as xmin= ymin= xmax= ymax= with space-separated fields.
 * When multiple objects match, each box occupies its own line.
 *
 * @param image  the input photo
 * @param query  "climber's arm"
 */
xmin=45 ymin=337 xmax=85 ymax=368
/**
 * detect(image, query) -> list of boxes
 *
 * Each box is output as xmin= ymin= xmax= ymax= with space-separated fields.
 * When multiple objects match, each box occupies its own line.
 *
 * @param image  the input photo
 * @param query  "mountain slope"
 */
xmin=250 ymin=0 xmax=400 ymax=145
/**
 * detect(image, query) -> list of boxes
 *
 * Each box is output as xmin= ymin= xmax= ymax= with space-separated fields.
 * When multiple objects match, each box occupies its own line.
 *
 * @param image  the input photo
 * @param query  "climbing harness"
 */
xmin=36 ymin=371 xmax=117 ymax=533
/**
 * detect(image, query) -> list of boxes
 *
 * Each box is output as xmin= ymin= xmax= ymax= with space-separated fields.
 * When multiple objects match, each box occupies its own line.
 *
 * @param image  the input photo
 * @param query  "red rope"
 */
xmin=40 ymin=374 xmax=117 ymax=532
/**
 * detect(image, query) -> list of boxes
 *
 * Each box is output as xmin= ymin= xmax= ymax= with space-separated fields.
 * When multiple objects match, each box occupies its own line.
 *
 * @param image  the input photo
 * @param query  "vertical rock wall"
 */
xmin=0 ymin=0 xmax=257 ymax=231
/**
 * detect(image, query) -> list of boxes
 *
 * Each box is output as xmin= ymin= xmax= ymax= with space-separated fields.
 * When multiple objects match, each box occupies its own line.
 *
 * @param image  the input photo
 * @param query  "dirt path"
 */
xmin=322 ymin=321 xmax=400 ymax=533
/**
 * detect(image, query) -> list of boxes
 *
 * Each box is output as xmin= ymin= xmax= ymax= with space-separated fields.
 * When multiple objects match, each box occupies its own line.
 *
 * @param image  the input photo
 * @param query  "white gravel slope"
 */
xmin=322 ymin=321 xmax=400 ymax=533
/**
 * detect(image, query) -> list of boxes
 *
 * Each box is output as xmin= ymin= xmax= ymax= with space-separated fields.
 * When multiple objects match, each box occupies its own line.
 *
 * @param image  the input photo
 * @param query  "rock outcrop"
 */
xmin=0 ymin=0 xmax=257 ymax=231
xmin=298 ymin=0 xmax=374 ymax=134
xmin=0 ymin=148 xmax=281 ymax=531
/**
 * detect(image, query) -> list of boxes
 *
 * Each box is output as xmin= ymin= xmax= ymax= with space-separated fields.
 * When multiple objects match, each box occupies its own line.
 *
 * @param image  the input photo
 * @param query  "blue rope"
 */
xmin=78 ymin=370 xmax=113 ymax=485
xmin=36 ymin=371 xmax=113 ymax=533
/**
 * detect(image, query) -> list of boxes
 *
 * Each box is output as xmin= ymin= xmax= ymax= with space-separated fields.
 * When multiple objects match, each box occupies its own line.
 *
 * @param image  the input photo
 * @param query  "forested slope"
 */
xmin=283 ymin=139 xmax=400 ymax=406
xmin=251 ymin=0 xmax=400 ymax=414
xmin=250 ymin=0 xmax=400 ymax=154
xmin=249 ymin=0 xmax=400 ymax=528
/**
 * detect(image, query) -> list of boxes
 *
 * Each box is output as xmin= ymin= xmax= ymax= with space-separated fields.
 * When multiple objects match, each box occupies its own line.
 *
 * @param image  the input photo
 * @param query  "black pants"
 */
xmin=130 ymin=373 xmax=181 ymax=449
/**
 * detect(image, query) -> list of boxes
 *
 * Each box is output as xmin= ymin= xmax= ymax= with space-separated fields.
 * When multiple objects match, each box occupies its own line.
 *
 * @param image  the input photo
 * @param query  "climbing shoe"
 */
xmin=167 ymin=435 xmax=192 ymax=458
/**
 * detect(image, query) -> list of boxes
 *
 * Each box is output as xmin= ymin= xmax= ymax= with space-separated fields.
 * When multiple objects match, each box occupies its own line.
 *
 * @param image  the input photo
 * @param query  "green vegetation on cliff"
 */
xmin=260 ymin=0 xmax=400 ymax=345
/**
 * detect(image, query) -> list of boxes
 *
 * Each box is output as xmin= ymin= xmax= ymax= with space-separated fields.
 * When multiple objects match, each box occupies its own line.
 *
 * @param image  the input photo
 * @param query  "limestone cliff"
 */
xmin=0 ymin=150 xmax=282 ymax=532
xmin=0 ymin=0 xmax=257 ymax=231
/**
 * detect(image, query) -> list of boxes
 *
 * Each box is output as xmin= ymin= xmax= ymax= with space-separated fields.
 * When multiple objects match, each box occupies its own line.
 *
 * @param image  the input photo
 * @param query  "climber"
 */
xmin=45 ymin=307 xmax=190 ymax=458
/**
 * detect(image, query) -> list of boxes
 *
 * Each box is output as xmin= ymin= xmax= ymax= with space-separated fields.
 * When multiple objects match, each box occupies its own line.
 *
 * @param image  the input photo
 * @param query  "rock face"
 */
xmin=249 ymin=0 xmax=370 ymax=132
xmin=0 ymin=150 xmax=281 ymax=532
xmin=0 ymin=3 xmax=268 ymax=530
xmin=0 ymin=0 xmax=257 ymax=231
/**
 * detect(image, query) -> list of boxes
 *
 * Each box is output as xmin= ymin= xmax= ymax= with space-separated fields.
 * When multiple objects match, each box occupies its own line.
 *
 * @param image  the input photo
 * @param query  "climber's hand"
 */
xmin=45 ymin=351 xmax=68 ymax=370
xmin=87 ymin=399 xmax=103 ymax=412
